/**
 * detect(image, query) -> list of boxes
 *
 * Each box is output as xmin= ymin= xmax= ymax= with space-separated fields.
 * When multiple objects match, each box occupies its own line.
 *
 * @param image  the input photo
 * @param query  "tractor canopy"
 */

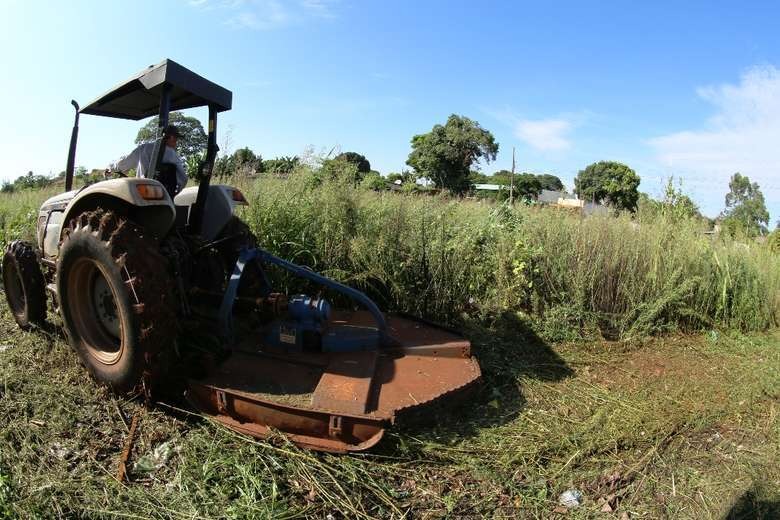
xmin=80 ymin=58 xmax=232 ymax=120
xmin=67 ymin=59 xmax=227 ymax=232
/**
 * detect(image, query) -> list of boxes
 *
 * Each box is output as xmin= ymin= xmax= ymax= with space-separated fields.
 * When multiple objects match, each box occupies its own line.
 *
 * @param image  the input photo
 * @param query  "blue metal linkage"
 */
xmin=219 ymin=247 xmax=388 ymax=345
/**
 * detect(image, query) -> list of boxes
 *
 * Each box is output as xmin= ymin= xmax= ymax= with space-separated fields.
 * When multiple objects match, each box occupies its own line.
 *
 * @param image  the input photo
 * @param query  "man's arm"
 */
xmin=113 ymin=144 xmax=143 ymax=172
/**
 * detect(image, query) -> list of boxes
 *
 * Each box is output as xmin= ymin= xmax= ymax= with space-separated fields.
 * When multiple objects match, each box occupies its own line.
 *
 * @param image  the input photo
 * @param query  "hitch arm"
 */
xmin=219 ymin=247 xmax=388 ymax=345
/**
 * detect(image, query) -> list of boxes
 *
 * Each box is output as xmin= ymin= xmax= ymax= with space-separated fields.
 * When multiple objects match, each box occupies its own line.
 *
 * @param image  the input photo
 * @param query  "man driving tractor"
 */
xmin=110 ymin=124 xmax=187 ymax=196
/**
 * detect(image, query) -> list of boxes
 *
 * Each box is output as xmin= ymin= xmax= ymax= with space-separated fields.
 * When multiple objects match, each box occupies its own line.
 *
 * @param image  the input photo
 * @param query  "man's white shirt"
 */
xmin=113 ymin=142 xmax=187 ymax=191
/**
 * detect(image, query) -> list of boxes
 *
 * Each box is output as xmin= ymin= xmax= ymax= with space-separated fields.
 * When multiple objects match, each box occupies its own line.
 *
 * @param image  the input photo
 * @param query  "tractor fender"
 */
xmin=59 ymin=178 xmax=175 ymax=242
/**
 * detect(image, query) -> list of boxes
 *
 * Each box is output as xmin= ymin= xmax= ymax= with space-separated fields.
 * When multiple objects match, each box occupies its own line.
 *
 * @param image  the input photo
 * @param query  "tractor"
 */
xmin=1 ymin=59 xmax=481 ymax=452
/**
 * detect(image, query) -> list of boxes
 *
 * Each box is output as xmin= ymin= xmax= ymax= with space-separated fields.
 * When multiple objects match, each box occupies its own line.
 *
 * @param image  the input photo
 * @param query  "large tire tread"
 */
xmin=2 ymin=240 xmax=46 ymax=329
xmin=57 ymin=210 xmax=177 ymax=393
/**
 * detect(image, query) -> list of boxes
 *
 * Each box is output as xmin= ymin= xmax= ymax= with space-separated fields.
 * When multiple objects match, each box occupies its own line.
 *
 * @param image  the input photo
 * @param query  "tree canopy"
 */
xmin=135 ymin=112 xmax=207 ymax=160
xmin=212 ymin=147 xmax=264 ymax=177
xmin=536 ymin=173 xmax=564 ymax=191
xmin=637 ymin=178 xmax=702 ymax=223
xmin=407 ymin=114 xmax=498 ymax=194
xmin=1 ymin=171 xmax=53 ymax=193
xmin=574 ymin=161 xmax=640 ymax=212
xmin=721 ymin=173 xmax=769 ymax=237
xmin=334 ymin=152 xmax=371 ymax=174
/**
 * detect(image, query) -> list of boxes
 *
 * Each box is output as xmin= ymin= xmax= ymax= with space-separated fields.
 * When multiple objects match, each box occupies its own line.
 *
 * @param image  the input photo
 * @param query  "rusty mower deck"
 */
xmin=187 ymin=311 xmax=481 ymax=452
xmin=183 ymin=247 xmax=481 ymax=452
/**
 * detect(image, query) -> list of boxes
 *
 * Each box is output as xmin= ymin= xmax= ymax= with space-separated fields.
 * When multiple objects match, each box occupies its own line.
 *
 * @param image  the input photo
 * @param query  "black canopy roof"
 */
xmin=80 ymin=59 xmax=232 ymax=120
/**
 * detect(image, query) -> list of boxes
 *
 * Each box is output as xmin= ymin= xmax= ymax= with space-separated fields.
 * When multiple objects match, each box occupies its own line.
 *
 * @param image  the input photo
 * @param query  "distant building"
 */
xmin=538 ymin=189 xmax=564 ymax=203
xmin=471 ymin=184 xmax=610 ymax=214
xmin=473 ymin=183 xmax=503 ymax=191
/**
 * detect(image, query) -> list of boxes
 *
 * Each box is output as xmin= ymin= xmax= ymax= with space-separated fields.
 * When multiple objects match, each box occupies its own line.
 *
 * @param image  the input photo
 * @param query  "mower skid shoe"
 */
xmin=186 ymin=312 xmax=481 ymax=452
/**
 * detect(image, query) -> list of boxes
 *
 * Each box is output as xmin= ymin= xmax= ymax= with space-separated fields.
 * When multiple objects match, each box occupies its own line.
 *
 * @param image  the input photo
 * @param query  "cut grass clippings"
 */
xmin=0 ymin=306 xmax=777 ymax=518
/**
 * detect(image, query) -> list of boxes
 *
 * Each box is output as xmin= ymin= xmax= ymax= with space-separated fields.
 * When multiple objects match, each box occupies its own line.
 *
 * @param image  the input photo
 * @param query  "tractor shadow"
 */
xmin=385 ymin=312 xmax=574 ymax=450
xmin=724 ymin=486 xmax=780 ymax=520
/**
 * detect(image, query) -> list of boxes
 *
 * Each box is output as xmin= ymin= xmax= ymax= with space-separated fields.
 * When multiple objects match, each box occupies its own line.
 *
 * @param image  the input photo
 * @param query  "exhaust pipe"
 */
xmin=64 ymin=100 xmax=80 ymax=192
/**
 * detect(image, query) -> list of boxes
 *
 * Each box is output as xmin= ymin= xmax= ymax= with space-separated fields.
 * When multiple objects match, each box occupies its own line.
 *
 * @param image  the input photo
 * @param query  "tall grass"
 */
xmin=2 ymin=174 xmax=778 ymax=341
xmin=0 ymin=186 xmax=57 ymax=251
xmin=236 ymin=171 xmax=780 ymax=340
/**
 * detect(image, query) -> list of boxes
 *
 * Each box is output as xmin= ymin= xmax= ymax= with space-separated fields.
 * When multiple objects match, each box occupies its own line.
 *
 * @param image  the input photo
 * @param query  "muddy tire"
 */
xmin=56 ymin=210 xmax=177 ymax=393
xmin=2 ymin=240 xmax=46 ymax=329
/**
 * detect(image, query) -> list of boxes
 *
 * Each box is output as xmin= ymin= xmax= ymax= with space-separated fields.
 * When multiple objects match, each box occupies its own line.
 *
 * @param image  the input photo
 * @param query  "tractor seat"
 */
xmin=156 ymin=163 xmax=179 ymax=199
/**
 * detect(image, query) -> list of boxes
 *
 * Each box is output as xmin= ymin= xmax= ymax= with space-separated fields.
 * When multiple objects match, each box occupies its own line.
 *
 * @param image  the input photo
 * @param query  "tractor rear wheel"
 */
xmin=56 ymin=210 xmax=177 ymax=393
xmin=2 ymin=240 xmax=46 ymax=329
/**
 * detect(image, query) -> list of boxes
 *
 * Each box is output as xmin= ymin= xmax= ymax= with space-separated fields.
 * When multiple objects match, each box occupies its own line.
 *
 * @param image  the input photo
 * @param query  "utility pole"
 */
xmin=509 ymin=147 xmax=515 ymax=204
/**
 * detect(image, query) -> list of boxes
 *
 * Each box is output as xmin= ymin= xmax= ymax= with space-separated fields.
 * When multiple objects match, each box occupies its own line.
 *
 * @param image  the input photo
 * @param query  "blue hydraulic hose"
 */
xmin=219 ymin=247 xmax=388 ymax=344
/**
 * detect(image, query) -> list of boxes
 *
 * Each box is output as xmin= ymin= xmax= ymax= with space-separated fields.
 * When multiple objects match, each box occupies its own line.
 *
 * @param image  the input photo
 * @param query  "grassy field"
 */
xmin=0 ymin=308 xmax=778 ymax=518
xmin=0 ymin=175 xmax=779 ymax=518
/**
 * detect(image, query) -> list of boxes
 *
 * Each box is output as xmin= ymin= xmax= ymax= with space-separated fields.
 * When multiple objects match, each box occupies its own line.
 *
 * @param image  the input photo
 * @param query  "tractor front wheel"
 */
xmin=2 ymin=240 xmax=46 ymax=329
xmin=56 ymin=210 xmax=177 ymax=393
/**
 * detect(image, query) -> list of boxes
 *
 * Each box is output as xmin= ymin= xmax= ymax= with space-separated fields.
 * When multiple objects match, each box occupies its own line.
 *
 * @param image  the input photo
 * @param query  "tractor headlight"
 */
xmin=136 ymin=183 xmax=166 ymax=200
xmin=231 ymin=189 xmax=248 ymax=205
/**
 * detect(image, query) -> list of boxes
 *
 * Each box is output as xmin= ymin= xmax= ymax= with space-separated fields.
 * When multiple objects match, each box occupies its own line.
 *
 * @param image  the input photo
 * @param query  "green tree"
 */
xmin=13 ymin=171 xmax=51 ymax=190
xmin=320 ymin=157 xmax=361 ymax=185
xmin=406 ymin=114 xmax=499 ymax=194
xmin=326 ymin=152 xmax=370 ymax=186
xmin=574 ymin=161 xmax=640 ymax=212
xmin=536 ymin=173 xmax=564 ymax=191
xmin=361 ymin=171 xmax=387 ymax=191
xmin=74 ymin=166 xmax=88 ymax=182
xmin=661 ymin=177 xmax=700 ymax=220
xmin=721 ymin=173 xmax=769 ymax=237
xmin=387 ymin=170 xmax=415 ymax=185
xmin=513 ymin=173 xmax=543 ymax=202
xmin=135 ymin=112 xmax=208 ymax=160
xmin=334 ymin=152 xmax=371 ymax=174
xmin=212 ymin=147 xmax=264 ymax=178
xmin=232 ymin=147 xmax=263 ymax=173
xmin=477 ymin=171 xmax=563 ymax=193
xmin=264 ymin=156 xmax=300 ymax=176
xmin=488 ymin=170 xmax=512 ymax=186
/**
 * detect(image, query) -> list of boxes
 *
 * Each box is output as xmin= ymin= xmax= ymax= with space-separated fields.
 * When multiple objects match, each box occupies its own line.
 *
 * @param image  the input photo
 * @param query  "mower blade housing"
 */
xmin=186 ymin=311 xmax=481 ymax=452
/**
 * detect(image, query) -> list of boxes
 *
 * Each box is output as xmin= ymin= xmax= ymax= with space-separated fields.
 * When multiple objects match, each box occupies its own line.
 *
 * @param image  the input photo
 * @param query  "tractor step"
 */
xmin=186 ymin=312 xmax=481 ymax=452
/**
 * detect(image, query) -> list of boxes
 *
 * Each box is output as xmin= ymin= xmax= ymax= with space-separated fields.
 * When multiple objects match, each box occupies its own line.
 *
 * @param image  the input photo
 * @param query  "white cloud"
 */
xmin=300 ymin=0 xmax=337 ymax=19
xmin=650 ymin=66 xmax=780 ymax=201
xmin=191 ymin=0 xmax=338 ymax=30
xmin=486 ymin=108 xmax=581 ymax=153
xmin=225 ymin=2 xmax=290 ymax=30
xmin=514 ymin=118 xmax=573 ymax=152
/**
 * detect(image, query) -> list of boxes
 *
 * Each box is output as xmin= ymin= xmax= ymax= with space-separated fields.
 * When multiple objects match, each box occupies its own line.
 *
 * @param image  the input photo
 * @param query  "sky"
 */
xmin=1 ymin=0 xmax=779 ymax=222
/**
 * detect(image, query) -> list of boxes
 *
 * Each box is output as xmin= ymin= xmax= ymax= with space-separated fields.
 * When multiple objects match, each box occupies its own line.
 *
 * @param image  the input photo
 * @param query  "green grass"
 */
xmin=3 ymin=172 xmax=779 ymax=340
xmin=0 ymin=174 xmax=779 ymax=517
xmin=0 ymin=309 xmax=778 ymax=518
xmin=233 ymin=171 xmax=780 ymax=339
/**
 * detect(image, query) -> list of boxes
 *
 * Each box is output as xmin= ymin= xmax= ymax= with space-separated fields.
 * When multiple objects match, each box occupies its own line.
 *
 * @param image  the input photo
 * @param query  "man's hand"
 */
xmin=104 ymin=168 xmax=126 ymax=179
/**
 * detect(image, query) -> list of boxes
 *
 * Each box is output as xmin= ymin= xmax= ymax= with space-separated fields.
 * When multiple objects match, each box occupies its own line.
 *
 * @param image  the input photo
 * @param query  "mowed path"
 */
xmin=0 ymin=306 xmax=777 ymax=519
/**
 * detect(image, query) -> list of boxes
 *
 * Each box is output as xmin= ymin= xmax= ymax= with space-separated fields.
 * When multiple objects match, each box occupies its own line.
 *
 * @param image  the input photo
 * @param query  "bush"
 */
xmin=767 ymin=229 xmax=780 ymax=254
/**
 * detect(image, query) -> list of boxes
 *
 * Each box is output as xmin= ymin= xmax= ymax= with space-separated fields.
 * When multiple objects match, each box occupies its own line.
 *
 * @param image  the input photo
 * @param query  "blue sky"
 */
xmin=1 ymin=0 xmax=779 ymax=222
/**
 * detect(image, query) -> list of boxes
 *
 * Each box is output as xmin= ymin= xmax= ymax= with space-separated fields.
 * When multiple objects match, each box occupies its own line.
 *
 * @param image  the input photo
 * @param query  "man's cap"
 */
xmin=163 ymin=124 xmax=182 ymax=138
